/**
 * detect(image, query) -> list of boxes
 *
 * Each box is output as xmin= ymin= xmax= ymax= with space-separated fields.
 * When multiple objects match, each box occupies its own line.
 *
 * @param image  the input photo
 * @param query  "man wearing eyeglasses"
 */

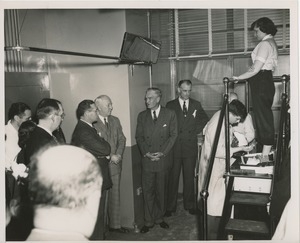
xmin=18 ymin=98 xmax=65 ymax=240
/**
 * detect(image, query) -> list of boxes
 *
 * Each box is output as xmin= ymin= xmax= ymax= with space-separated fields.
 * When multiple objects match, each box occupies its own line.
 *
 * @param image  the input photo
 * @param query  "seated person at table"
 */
xmin=229 ymin=92 xmax=255 ymax=147
xmin=198 ymin=100 xmax=254 ymax=240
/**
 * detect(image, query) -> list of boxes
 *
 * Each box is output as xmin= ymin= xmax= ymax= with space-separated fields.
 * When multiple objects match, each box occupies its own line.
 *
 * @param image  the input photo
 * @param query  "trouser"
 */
xmin=249 ymin=70 xmax=275 ymax=146
xmin=142 ymin=170 xmax=168 ymax=226
xmin=166 ymin=156 xmax=197 ymax=211
xmin=107 ymin=173 xmax=121 ymax=228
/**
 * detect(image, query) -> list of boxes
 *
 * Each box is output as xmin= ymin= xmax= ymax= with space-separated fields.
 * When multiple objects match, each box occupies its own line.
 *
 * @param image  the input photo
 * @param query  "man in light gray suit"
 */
xmin=136 ymin=87 xmax=178 ymax=233
xmin=94 ymin=95 xmax=128 ymax=234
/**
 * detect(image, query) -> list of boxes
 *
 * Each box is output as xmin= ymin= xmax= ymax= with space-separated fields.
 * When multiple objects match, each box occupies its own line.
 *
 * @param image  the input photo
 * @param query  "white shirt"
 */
xmin=37 ymin=124 xmax=53 ymax=136
xmin=80 ymin=119 xmax=94 ymax=128
xmin=251 ymin=34 xmax=278 ymax=71
xmin=231 ymin=114 xmax=255 ymax=144
xmin=178 ymin=97 xmax=189 ymax=111
xmin=5 ymin=120 xmax=20 ymax=170
xmin=151 ymin=105 xmax=161 ymax=119
xmin=98 ymin=114 xmax=108 ymax=125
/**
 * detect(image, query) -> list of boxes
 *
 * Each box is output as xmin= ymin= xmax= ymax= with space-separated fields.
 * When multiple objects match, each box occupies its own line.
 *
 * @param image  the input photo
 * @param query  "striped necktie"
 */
xmin=183 ymin=101 xmax=188 ymax=117
xmin=104 ymin=118 xmax=108 ymax=128
xmin=153 ymin=110 xmax=157 ymax=122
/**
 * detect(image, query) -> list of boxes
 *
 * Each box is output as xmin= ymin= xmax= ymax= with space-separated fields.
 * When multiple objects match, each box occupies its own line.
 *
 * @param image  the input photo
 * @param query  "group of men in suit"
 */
xmin=136 ymin=80 xmax=208 ymax=233
xmin=6 ymin=79 xmax=207 ymax=239
xmin=71 ymin=96 xmax=127 ymax=240
xmin=6 ymin=95 xmax=127 ymax=241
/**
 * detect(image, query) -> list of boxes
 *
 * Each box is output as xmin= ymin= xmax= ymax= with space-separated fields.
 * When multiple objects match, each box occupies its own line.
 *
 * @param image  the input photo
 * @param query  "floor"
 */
xmin=105 ymin=195 xmax=201 ymax=241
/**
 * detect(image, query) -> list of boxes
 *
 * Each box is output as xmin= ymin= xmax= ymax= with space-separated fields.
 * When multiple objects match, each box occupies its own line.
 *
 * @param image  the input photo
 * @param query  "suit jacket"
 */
xmin=23 ymin=126 xmax=58 ymax=166
xmin=71 ymin=120 xmax=112 ymax=190
xmin=135 ymin=107 xmax=178 ymax=172
xmin=166 ymin=98 xmax=208 ymax=158
xmin=93 ymin=115 xmax=126 ymax=176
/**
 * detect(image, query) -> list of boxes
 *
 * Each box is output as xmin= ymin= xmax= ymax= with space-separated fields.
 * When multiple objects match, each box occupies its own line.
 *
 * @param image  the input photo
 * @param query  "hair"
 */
xmin=28 ymin=145 xmax=102 ymax=209
xmin=146 ymin=87 xmax=162 ymax=98
xmin=228 ymin=99 xmax=247 ymax=122
xmin=18 ymin=120 xmax=37 ymax=149
xmin=35 ymin=98 xmax=60 ymax=120
xmin=76 ymin=100 xmax=94 ymax=119
xmin=250 ymin=17 xmax=277 ymax=36
xmin=8 ymin=102 xmax=31 ymax=121
xmin=178 ymin=79 xmax=192 ymax=88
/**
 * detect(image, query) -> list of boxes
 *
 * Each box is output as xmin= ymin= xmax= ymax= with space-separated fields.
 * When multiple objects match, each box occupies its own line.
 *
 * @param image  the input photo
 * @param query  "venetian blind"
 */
xmin=150 ymin=9 xmax=290 ymax=59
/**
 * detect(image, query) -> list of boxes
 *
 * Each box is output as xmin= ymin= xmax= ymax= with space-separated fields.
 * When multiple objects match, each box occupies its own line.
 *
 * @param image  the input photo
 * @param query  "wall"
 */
xmin=125 ymin=9 xmax=150 ymax=227
xmin=18 ymin=9 xmax=137 ymax=228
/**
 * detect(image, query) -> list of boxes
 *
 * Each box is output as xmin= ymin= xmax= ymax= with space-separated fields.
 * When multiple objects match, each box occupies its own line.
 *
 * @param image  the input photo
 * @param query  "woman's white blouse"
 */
xmin=251 ymin=34 xmax=278 ymax=71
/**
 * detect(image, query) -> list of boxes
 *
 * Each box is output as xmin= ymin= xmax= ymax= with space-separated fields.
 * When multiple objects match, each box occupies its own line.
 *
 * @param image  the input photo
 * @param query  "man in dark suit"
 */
xmin=24 ymin=98 xmax=64 ymax=165
xmin=19 ymin=98 xmax=64 ymax=240
xmin=71 ymin=99 xmax=111 ymax=240
xmin=136 ymin=87 xmax=178 ymax=233
xmin=165 ymin=79 xmax=208 ymax=216
xmin=94 ymin=95 xmax=128 ymax=233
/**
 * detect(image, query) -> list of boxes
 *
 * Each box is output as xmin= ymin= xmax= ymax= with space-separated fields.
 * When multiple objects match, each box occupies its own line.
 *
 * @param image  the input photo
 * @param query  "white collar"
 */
xmin=80 ymin=119 xmax=94 ymax=128
xmin=151 ymin=105 xmax=161 ymax=117
xmin=98 ymin=114 xmax=108 ymax=124
xmin=37 ymin=124 xmax=53 ymax=136
xmin=262 ymin=34 xmax=272 ymax=41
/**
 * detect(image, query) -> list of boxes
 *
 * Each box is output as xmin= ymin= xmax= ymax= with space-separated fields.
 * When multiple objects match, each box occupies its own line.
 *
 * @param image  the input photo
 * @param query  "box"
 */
xmin=234 ymin=177 xmax=272 ymax=193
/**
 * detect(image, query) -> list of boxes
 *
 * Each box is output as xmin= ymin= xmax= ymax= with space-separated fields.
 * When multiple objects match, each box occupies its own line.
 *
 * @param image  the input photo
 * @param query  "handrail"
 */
xmin=271 ymin=74 xmax=290 ymax=196
xmin=198 ymin=74 xmax=289 ymax=240
xmin=199 ymin=77 xmax=234 ymax=240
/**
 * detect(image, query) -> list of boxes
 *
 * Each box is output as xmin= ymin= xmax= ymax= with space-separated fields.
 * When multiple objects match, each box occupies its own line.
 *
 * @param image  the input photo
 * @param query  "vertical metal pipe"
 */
xmin=208 ymin=9 xmax=212 ymax=56
xmin=245 ymin=81 xmax=250 ymax=113
xmin=224 ymin=77 xmax=230 ymax=173
xmin=147 ymin=10 xmax=152 ymax=87
xmin=170 ymin=59 xmax=177 ymax=99
xmin=174 ymin=10 xmax=179 ymax=59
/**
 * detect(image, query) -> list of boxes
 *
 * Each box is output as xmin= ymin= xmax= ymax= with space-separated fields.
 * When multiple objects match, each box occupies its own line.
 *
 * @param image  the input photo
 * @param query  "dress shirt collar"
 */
xmin=151 ymin=105 xmax=161 ymax=119
xmin=262 ymin=34 xmax=272 ymax=41
xmin=37 ymin=124 xmax=53 ymax=136
xmin=80 ymin=119 xmax=94 ymax=128
xmin=178 ymin=97 xmax=189 ymax=109
xmin=98 ymin=114 xmax=108 ymax=124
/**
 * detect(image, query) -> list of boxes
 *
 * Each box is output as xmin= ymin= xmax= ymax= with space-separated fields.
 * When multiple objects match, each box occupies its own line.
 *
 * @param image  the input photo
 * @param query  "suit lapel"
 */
xmin=95 ymin=116 xmax=109 ymax=139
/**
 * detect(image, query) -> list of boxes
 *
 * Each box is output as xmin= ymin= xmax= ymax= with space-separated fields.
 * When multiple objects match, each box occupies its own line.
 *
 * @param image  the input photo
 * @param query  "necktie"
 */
xmin=153 ymin=110 xmax=157 ymax=122
xmin=183 ymin=101 xmax=188 ymax=117
xmin=104 ymin=118 xmax=108 ymax=128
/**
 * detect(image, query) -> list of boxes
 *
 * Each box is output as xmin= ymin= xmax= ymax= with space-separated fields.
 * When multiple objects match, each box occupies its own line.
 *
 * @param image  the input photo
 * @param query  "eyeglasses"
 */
xmin=56 ymin=113 xmax=65 ymax=119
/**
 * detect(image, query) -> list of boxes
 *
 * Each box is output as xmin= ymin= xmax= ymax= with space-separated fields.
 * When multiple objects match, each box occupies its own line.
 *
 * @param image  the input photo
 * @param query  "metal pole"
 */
xmin=224 ymin=77 xmax=230 ymax=173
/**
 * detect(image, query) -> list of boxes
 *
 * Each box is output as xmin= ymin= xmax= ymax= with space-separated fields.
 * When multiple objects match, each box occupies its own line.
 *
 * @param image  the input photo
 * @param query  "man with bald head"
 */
xmin=26 ymin=145 xmax=103 ymax=241
xmin=94 ymin=95 xmax=127 ymax=233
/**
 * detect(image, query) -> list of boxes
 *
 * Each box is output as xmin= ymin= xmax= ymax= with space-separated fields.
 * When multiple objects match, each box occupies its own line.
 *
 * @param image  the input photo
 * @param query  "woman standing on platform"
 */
xmin=233 ymin=17 xmax=278 ymax=156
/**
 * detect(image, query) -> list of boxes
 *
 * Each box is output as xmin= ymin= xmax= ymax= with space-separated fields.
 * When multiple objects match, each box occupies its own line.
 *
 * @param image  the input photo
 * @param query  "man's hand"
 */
xmin=111 ymin=154 xmax=122 ymax=164
xmin=145 ymin=152 xmax=164 ymax=161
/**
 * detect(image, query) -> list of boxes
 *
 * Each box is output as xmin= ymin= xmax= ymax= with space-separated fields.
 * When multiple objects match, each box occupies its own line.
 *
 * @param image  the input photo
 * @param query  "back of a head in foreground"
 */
xmin=28 ymin=145 xmax=102 ymax=209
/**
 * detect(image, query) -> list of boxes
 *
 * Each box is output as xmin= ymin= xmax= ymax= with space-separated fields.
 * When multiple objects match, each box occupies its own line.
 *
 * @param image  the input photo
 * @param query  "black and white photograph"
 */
xmin=1 ymin=1 xmax=299 ymax=242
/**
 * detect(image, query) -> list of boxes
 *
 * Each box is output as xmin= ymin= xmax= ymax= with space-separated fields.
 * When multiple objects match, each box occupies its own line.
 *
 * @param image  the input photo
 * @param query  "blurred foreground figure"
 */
xmin=26 ymin=145 xmax=103 ymax=241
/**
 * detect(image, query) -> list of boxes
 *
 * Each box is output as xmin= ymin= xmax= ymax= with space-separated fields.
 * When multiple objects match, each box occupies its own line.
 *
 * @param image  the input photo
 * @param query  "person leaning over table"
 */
xmin=232 ymin=17 xmax=278 ymax=157
xmin=198 ymin=100 xmax=255 ymax=240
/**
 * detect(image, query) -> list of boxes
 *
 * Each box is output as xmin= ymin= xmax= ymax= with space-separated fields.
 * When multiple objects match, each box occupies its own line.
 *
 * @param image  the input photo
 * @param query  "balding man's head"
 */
xmin=29 ymin=145 xmax=102 ymax=209
xmin=95 ymin=95 xmax=113 ymax=117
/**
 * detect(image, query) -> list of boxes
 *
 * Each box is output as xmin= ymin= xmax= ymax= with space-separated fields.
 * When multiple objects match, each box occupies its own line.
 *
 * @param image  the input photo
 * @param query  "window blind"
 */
xmin=150 ymin=9 xmax=290 ymax=59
